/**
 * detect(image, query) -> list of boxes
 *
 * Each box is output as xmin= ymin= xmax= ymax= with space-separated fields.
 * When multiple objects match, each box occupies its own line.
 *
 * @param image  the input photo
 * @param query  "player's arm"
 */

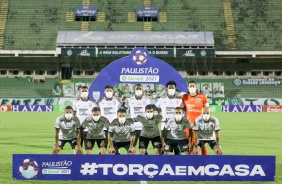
xmin=215 ymin=130 xmax=220 ymax=145
xmin=129 ymin=131 xmax=136 ymax=154
xmin=161 ymin=127 xmax=168 ymax=148
xmin=107 ymin=129 xmax=115 ymax=154
xmin=76 ymin=127 xmax=83 ymax=154
xmin=52 ymin=128 xmax=60 ymax=154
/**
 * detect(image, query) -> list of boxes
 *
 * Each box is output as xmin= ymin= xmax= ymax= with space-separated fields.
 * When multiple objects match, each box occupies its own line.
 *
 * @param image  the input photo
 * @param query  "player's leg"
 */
xmin=98 ymin=139 xmax=107 ymax=154
xmin=85 ymin=139 xmax=94 ymax=154
xmin=163 ymin=139 xmax=174 ymax=155
xmin=52 ymin=140 xmax=64 ymax=154
xmin=109 ymin=141 xmax=118 ymax=155
xmin=193 ymin=141 xmax=204 ymax=155
xmin=201 ymin=145 xmax=209 ymax=155
xmin=124 ymin=141 xmax=133 ymax=154
xmin=134 ymin=130 xmax=141 ymax=147
xmin=72 ymin=139 xmax=83 ymax=154
xmin=210 ymin=141 xmax=222 ymax=155
xmin=177 ymin=139 xmax=189 ymax=155
xmin=139 ymin=136 xmax=149 ymax=155
xmin=151 ymin=136 xmax=162 ymax=155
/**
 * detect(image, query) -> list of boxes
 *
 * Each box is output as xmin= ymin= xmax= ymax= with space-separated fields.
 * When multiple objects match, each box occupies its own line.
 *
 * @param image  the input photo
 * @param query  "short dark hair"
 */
xmin=92 ymin=107 xmax=101 ymax=112
xmin=105 ymin=85 xmax=113 ymax=90
xmin=117 ymin=109 xmax=127 ymax=114
xmin=166 ymin=81 xmax=177 ymax=88
xmin=135 ymin=84 xmax=143 ymax=89
xmin=188 ymin=80 xmax=197 ymax=85
xmin=65 ymin=106 xmax=73 ymax=110
xmin=145 ymin=104 xmax=155 ymax=110
xmin=150 ymin=91 xmax=156 ymax=94
xmin=81 ymin=86 xmax=88 ymax=89
xmin=77 ymin=85 xmax=82 ymax=90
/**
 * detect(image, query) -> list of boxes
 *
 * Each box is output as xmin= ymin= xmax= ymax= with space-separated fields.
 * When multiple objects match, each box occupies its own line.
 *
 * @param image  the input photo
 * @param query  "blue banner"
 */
xmin=13 ymin=155 xmax=275 ymax=181
xmin=74 ymin=6 xmax=97 ymax=17
xmin=222 ymin=105 xmax=264 ymax=112
xmin=12 ymin=105 xmax=53 ymax=112
xmin=89 ymin=47 xmax=188 ymax=100
xmin=136 ymin=7 xmax=159 ymax=17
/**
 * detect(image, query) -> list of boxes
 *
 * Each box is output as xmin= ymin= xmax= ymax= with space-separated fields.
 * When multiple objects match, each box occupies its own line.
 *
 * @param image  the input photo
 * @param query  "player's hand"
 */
xmin=192 ymin=146 xmax=200 ymax=155
xmin=52 ymin=146 xmax=60 ymax=154
xmin=128 ymin=147 xmax=136 ymax=154
xmin=214 ymin=145 xmax=223 ymax=155
xmin=108 ymin=147 xmax=116 ymax=155
xmin=76 ymin=148 xmax=83 ymax=155
xmin=100 ymin=140 xmax=105 ymax=147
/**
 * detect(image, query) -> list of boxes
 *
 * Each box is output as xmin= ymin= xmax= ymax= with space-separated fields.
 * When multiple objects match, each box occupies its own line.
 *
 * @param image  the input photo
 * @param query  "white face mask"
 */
xmin=118 ymin=117 xmax=126 ymax=124
xmin=168 ymin=89 xmax=175 ymax=96
xmin=203 ymin=114 xmax=211 ymax=121
xmin=135 ymin=90 xmax=143 ymax=96
xmin=189 ymin=87 xmax=197 ymax=94
xmin=175 ymin=114 xmax=183 ymax=122
xmin=81 ymin=92 xmax=88 ymax=98
xmin=105 ymin=92 xmax=113 ymax=99
xmin=92 ymin=115 xmax=100 ymax=122
xmin=145 ymin=112 xmax=154 ymax=119
xmin=64 ymin=113 xmax=73 ymax=120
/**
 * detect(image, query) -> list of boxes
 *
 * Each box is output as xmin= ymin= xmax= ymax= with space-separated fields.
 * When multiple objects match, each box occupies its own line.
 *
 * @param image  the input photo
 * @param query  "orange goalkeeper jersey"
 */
xmin=182 ymin=93 xmax=209 ymax=125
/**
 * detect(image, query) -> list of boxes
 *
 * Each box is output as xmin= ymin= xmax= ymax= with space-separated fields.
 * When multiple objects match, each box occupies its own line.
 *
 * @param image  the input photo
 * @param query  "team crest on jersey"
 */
xmin=92 ymin=91 xmax=100 ymax=101
xmin=196 ymin=98 xmax=201 ymax=103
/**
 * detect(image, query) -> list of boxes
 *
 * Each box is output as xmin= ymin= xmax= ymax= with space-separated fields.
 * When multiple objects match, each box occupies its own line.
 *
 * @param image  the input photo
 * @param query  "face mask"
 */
xmin=189 ymin=87 xmax=197 ymax=94
xmin=92 ymin=115 xmax=100 ymax=122
xmin=168 ymin=89 xmax=175 ymax=96
xmin=105 ymin=92 xmax=113 ymax=99
xmin=146 ymin=112 xmax=154 ymax=119
xmin=175 ymin=114 xmax=183 ymax=122
xmin=135 ymin=90 xmax=143 ymax=96
xmin=81 ymin=92 xmax=88 ymax=98
xmin=64 ymin=113 xmax=73 ymax=120
xmin=118 ymin=117 xmax=126 ymax=124
xmin=203 ymin=114 xmax=210 ymax=121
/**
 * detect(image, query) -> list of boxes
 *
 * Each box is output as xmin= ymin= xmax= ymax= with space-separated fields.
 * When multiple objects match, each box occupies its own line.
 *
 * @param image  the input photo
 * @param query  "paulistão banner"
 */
xmin=13 ymin=155 xmax=275 ymax=181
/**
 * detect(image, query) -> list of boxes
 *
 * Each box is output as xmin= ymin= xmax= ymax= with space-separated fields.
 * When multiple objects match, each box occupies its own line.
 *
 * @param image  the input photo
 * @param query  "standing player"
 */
xmin=108 ymin=109 xmax=136 ymax=154
xmin=182 ymin=80 xmax=209 ymax=155
xmin=193 ymin=108 xmax=222 ymax=155
xmin=81 ymin=107 xmax=110 ymax=154
xmin=155 ymin=81 xmax=183 ymax=155
xmin=126 ymin=84 xmax=151 ymax=148
xmin=162 ymin=107 xmax=192 ymax=155
xmin=52 ymin=106 xmax=82 ymax=154
xmin=73 ymin=86 xmax=97 ymax=149
xmin=136 ymin=104 xmax=162 ymax=155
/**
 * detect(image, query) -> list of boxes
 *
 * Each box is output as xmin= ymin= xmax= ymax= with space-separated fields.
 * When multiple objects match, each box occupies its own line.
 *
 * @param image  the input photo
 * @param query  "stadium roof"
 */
xmin=56 ymin=31 xmax=214 ymax=47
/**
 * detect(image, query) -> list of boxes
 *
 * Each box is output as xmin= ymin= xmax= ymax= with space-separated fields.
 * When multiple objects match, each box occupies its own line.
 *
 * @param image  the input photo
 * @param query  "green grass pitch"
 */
xmin=0 ymin=112 xmax=281 ymax=184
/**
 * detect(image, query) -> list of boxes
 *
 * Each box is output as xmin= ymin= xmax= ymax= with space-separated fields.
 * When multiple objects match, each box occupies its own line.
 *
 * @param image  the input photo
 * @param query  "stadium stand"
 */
xmin=231 ymin=0 xmax=282 ymax=51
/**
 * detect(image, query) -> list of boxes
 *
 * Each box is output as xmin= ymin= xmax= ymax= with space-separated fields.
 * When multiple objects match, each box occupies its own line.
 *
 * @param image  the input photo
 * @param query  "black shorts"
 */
xmin=113 ymin=141 xmax=130 ymax=153
xmin=198 ymin=140 xmax=217 ymax=149
xmin=164 ymin=139 xmax=188 ymax=152
xmin=85 ymin=139 xmax=106 ymax=150
xmin=58 ymin=139 xmax=77 ymax=150
xmin=139 ymin=136 xmax=162 ymax=149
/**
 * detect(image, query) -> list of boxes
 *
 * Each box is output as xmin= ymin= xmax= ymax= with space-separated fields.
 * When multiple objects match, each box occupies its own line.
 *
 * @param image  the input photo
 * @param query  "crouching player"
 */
xmin=108 ymin=109 xmax=136 ymax=154
xmin=162 ymin=107 xmax=192 ymax=155
xmin=136 ymin=104 xmax=162 ymax=155
xmin=81 ymin=107 xmax=110 ymax=154
xmin=52 ymin=106 xmax=82 ymax=154
xmin=192 ymin=108 xmax=222 ymax=155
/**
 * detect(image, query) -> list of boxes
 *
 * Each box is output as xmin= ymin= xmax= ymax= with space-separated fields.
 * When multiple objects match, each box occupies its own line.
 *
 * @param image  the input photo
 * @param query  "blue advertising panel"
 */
xmin=74 ymin=6 xmax=97 ymax=17
xmin=222 ymin=105 xmax=264 ymax=112
xmin=13 ymin=155 xmax=275 ymax=181
xmin=88 ymin=47 xmax=188 ymax=100
xmin=136 ymin=7 xmax=159 ymax=17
